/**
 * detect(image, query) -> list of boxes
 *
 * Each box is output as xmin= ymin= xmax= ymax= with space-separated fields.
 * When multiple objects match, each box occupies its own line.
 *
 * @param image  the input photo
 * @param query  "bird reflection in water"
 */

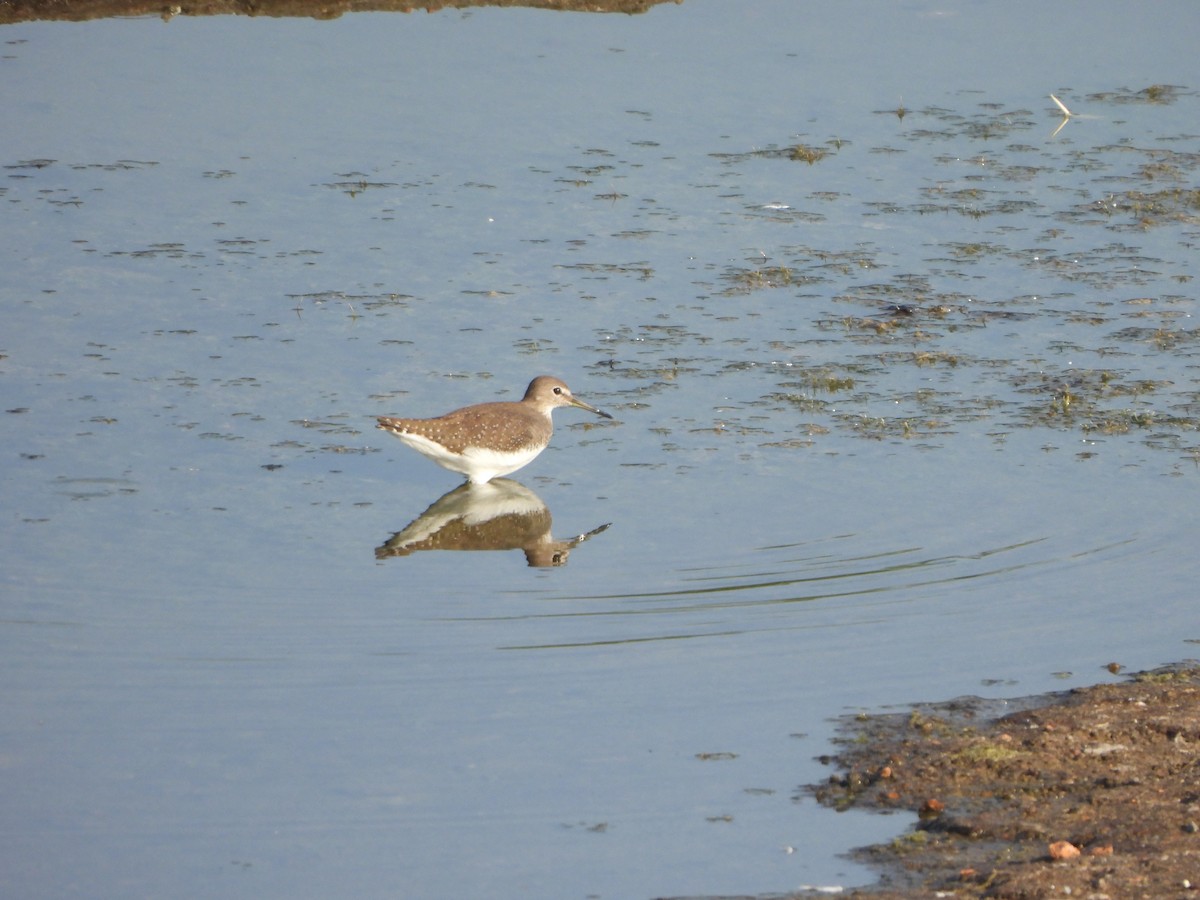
xmin=375 ymin=479 xmax=610 ymax=568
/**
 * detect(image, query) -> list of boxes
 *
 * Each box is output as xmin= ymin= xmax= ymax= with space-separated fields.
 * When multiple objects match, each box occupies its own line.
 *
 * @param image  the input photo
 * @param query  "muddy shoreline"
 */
xmin=791 ymin=664 xmax=1200 ymax=899
xmin=0 ymin=0 xmax=677 ymax=25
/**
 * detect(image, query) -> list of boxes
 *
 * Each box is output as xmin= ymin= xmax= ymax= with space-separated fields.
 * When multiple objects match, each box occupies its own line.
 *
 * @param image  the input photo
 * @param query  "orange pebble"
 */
xmin=1049 ymin=840 xmax=1081 ymax=860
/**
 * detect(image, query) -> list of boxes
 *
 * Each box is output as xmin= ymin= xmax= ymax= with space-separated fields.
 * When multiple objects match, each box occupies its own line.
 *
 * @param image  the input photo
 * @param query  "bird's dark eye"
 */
xmin=553 ymin=387 xmax=563 ymax=395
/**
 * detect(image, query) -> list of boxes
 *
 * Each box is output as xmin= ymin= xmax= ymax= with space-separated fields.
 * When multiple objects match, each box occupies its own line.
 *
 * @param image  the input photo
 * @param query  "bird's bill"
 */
xmin=571 ymin=397 xmax=613 ymax=419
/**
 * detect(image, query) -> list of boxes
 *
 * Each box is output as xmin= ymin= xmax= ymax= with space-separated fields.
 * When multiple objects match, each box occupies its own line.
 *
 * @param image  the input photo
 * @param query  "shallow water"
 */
xmin=2 ymin=2 xmax=1199 ymax=898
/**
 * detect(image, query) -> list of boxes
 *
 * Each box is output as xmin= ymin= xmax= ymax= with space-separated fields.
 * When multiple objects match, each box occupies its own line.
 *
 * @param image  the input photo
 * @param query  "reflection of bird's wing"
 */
xmin=376 ymin=480 xmax=551 ymax=557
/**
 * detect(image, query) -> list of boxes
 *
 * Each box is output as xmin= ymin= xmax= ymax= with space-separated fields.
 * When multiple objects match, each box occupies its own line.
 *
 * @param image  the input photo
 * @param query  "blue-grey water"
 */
xmin=2 ymin=1 xmax=1199 ymax=897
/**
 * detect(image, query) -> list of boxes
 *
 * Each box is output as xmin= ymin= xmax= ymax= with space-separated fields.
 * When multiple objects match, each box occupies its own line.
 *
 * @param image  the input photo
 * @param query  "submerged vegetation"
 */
xmin=7 ymin=81 xmax=1198 ymax=474
xmin=652 ymin=90 xmax=1200 ymax=469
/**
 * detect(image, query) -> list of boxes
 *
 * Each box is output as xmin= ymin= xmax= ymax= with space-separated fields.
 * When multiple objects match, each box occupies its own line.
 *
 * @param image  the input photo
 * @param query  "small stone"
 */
xmin=1049 ymin=840 xmax=1081 ymax=860
xmin=919 ymin=798 xmax=944 ymax=818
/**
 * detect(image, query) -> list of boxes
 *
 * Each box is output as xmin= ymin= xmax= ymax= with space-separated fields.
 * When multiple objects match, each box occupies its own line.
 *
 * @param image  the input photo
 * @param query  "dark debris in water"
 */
xmin=1087 ymin=84 xmax=1191 ymax=105
xmin=689 ymin=118 xmax=1200 ymax=463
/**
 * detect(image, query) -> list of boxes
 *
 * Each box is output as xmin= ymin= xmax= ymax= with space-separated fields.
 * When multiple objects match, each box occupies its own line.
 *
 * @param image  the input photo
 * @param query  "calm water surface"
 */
xmin=2 ymin=2 xmax=1199 ymax=897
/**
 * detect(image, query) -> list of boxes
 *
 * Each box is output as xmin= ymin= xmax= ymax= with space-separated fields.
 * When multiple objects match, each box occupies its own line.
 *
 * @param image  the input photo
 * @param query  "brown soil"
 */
xmin=0 ymin=0 xmax=676 ymax=25
xmin=800 ymin=664 xmax=1200 ymax=899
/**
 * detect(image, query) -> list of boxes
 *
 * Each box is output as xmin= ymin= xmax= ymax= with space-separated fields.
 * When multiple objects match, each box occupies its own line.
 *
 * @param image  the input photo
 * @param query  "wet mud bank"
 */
xmin=0 ymin=0 xmax=675 ymax=25
xmin=803 ymin=665 xmax=1200 ymax=899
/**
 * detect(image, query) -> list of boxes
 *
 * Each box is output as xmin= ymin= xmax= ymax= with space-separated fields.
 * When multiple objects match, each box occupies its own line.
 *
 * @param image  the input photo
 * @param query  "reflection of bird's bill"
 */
xmin=571 ymin=522 xmax=612 ymax=546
